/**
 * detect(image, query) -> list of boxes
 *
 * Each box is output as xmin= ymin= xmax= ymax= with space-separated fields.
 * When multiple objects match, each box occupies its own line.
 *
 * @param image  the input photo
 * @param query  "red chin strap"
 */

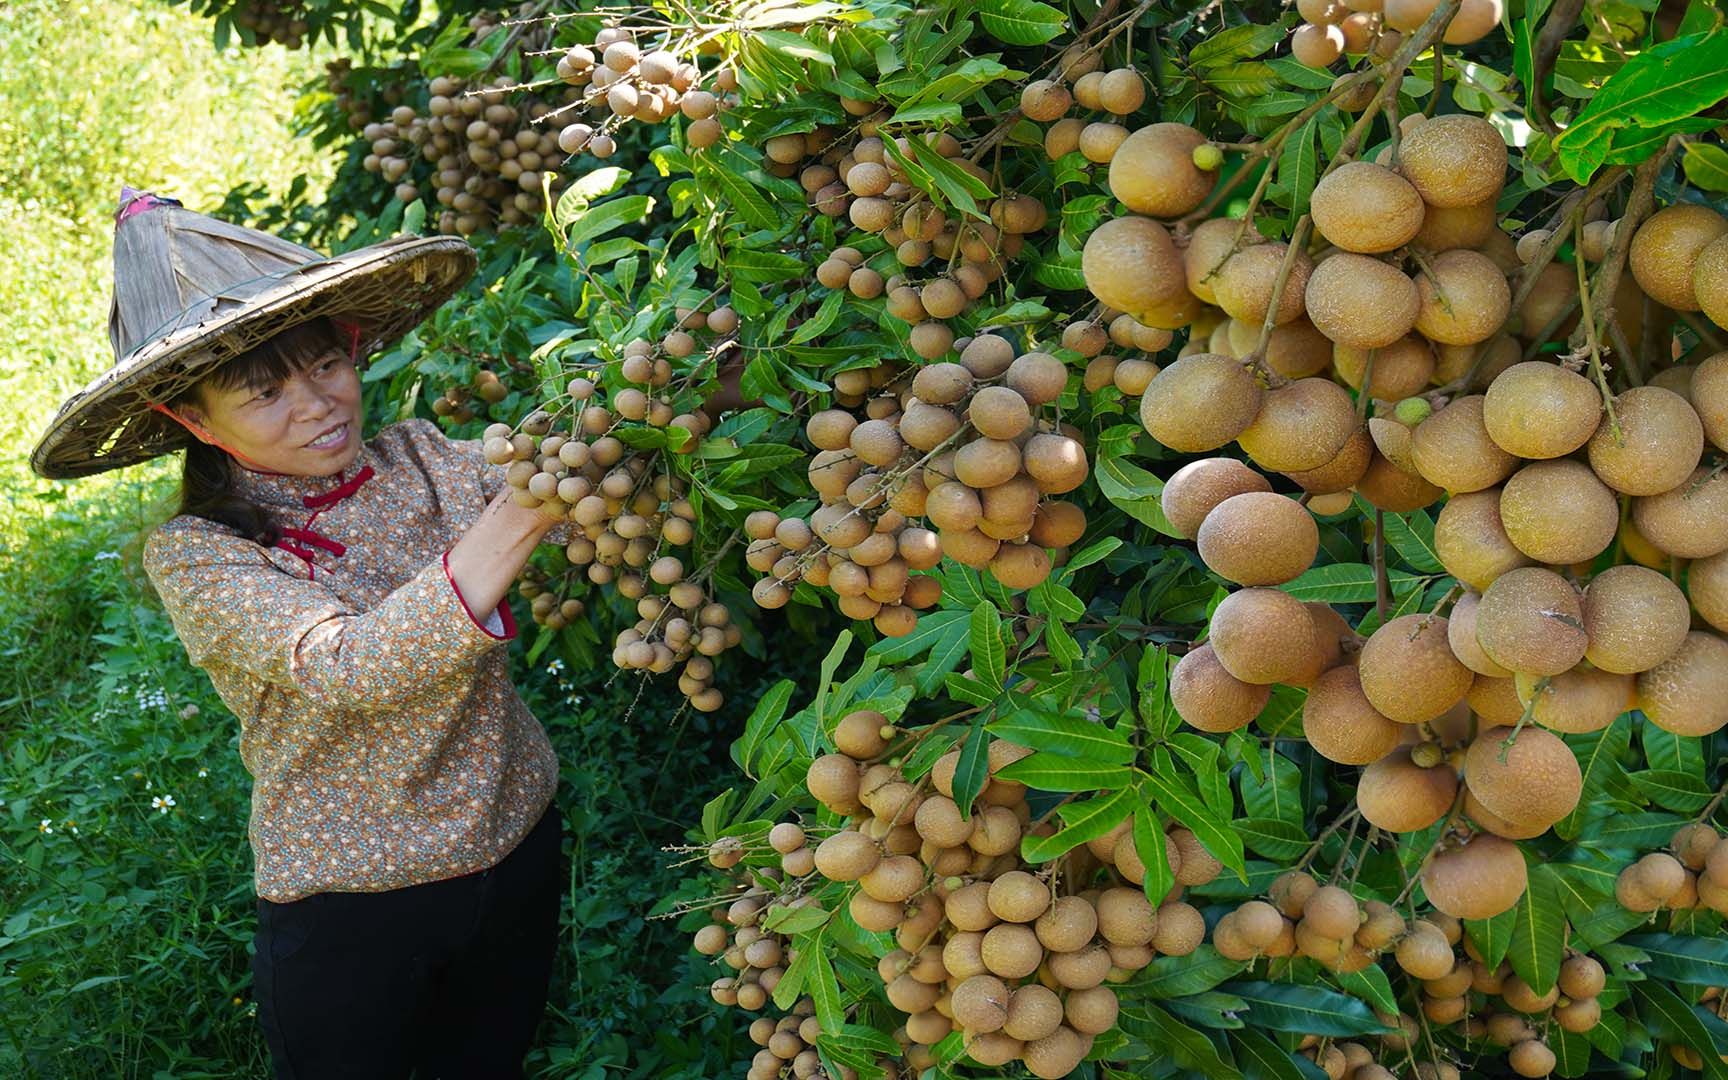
xmin=147 ymin=319 xmax=365 ymax=477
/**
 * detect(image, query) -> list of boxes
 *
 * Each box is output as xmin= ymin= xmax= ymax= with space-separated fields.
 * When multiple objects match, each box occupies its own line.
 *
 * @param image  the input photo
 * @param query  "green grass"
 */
xmin=0 ymin=5 xmax=745 ymax=1076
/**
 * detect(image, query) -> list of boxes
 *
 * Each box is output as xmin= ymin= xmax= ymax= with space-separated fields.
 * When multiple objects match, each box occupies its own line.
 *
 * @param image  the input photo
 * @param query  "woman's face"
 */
xmin=178 ymin=348 xmax=364 ymax=476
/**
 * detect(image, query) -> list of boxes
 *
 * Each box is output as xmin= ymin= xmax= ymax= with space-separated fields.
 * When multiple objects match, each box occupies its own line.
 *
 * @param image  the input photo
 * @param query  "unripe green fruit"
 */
xmin=1191 ymin=143 xmax=1224 ymax=171
xmin=1394 ymin=397 xmax=1433 ymax=426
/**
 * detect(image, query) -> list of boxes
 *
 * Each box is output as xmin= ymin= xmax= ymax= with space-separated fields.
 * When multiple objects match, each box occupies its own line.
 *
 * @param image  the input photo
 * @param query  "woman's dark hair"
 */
xmin=163 ymin=317 xmax=347 ymax=543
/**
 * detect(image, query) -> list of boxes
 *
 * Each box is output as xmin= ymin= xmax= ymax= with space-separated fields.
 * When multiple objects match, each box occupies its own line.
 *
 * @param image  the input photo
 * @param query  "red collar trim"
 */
xmin=303 ymin=465 xmax=375 ymax=508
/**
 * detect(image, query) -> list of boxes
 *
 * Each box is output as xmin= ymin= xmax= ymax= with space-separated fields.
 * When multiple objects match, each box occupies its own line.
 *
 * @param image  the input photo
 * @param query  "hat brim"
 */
xmin=30 ymin=234 xmax=477 ymax=479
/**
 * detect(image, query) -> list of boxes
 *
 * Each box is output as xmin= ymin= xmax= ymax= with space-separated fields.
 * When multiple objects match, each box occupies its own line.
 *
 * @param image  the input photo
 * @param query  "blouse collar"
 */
xmin=229 ymin=441 xmax=379 ymax=513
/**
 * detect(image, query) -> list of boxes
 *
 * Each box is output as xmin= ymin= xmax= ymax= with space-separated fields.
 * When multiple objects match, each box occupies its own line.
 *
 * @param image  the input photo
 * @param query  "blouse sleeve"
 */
xmin=437 ymin=421 xmax=572 ymax=546
xmin=143 ymin=524 xmax=511 ymax=712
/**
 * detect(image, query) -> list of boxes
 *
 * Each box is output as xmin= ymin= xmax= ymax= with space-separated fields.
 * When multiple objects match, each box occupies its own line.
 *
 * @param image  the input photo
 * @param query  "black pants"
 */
xmin=251 ymin=805 xmax=563 ymax=1079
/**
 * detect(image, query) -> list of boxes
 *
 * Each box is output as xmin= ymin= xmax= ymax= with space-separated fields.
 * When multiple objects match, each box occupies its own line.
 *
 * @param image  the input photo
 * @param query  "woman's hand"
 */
xmin=443 ymin=488 xmax=562 ymax=622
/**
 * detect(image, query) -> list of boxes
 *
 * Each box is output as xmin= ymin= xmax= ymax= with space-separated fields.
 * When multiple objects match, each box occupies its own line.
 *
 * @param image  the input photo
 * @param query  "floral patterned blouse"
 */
xmin=142 ymin=418 xmax=561 ymax=903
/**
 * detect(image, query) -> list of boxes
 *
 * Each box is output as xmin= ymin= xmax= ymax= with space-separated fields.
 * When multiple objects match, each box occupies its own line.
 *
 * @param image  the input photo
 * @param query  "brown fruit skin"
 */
xmin=1464 ymin=787 xmax=1549 ymax=839
xmin=1196 ymin=492 xmax=1319 ymax=586
xmin=1483 ymin=361 xmax=1601 ymax=459
xmin=1359 ymin=747 xmax=1459 ymax=832
xmin=1414 ymin=249 xmax=1511 ymax=346
xmin=1311 ymin=162 xmax=1424 ymax=253
xmin=1285 ymin=430 xmax=1373 ymax=494
xmin=1508 ymin=1040 xmax=1556 ymax=1079
xmin=1082 ymin=215 xmax=1195 ymax=325
xmin=1633 ymin=466 xmax=1728 ymax=559
xmin=1171 ymin=643 xmax=1270 ymax=732
xmin=1581 ymin=564 xmax=1691 ymax=674
xmin=1215 ymin=243 xmax=1312 ymax=327
xmin=1302 ymin=666 xmax=1402 ymax=765
xmin=1474 ymin=567 xmax=1588 ymax=677
xmin=1588 ymin=385 xmax=1704 ymax=496
xmin=1499 ymin=459 xmax=1619 ymax=565
xmin=1414 ymin=199 xmax=1498 ymax=251
xmin=1412 ymin=396 xmax=1518 ymax=494
xmin=1354 ymin=451 xmax=1444 ymax=512
xmin=1465 ymin=725 xmax=1582 ymax=830
xmin=1399 ymin=114 xmax=1507 ymax=209
xmin=1515 ymin=667 xmax=1632 ymax=735
xmin=1690 ymin=550 xmax=1728 ymax=633
xmin=1161 ymin=458 xmax=1272 ymax=538
xmin=1209 ymin=588 xmax=1320 ymax=686
xmin=1637 ymin=631 xmax=1728 ymax=736
xmin=1108 ymin=123 xmax=1215 ymax=218
xmin=1304 ymin=253 xmax=1421 ymax=350
xmin=1631 ymin=203 xmax=1728 ymax=311
xmin=1333 ymin=336 xmax=1436 ymax=400
xmin=1422 ymin=834 xmax=1529 ymax=919
xmin=1447 ymin=591 xmax=1512 ymax=677
xmin=1235 ymin=377 xmax=1357 ymax=472
xmin=1140 ymin=354 xmax=1265 ymax=452
xmin=1357 ymin=614 xmax=1473 ymax=723
xmin=1468 ymin=674 xmax=1526 ymax=726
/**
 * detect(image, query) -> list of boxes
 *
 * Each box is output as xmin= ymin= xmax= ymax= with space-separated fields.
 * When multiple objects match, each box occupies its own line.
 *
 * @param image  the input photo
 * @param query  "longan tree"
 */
xmin=199 ymin=0 xmax=1728 ymax=1076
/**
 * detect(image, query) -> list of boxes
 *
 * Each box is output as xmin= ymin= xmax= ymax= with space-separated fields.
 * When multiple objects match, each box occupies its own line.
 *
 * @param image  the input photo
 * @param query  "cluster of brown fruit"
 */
xmin=1026 ymin=48 xmax=1152 ymax=167
xmin=1301 ymin=1037 xmax=1457 ymax=1080
xmin=430 ymin=366 xmax=516 ymax=422
xmin=360 ymin=66 xmax=583 ymax=235
xmin=1614 ymin=822 xmax=1728 ymax=916
xmin=744 ymin=337 xmax=1092 ymax=632
xmin=790 ymin=129 xmax=1045 ymax=353
xmin=692 ymin=863 xmax=805 ymax=1015
xmin=229 ymin=0 xmax=310 ymax=49
xmin=551 ymin=27 xmax=731 ymax=159
xmin=786 ymin=722 xmax=1225 ymax=1078
xmin=1287 ymin=0 xmax=1498 ymax=70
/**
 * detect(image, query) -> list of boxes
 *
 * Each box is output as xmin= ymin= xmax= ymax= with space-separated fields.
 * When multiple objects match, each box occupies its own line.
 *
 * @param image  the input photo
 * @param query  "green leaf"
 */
xmin=736 ymin=678 xmax=796 ymax=776
xmin=906 ymin=136 xmax=996 ymax=219
xmin=1579 ymin=810 xmax=1690 ymax=850
xmin=1022 ymin=786 xmax=1136 ymax=863
xmin=1641 ymin=717 xmax=1706 ymax=777
xmin=762 ymin=903 xmax=831 ymax=935
xmin=563 ymin=195 xmax=653 ymax=248
xmin=1219 ymin=980 xmax=1393 ymax=1036
xmin=1239 ymin=752 xmax=1304 ymax=825
xmin=1140 ymin=769 xmax=1248 ymax=876
xmin=1132 ymin=946 xmax=1249 ymax=998
xmin=1028 ymin=579 xmax=1086 ymax=623
xmin=867 ymin=608 xmax=968 ymax=664
xmin=1063 ymin=537 xmax=1123 ymax=574
xmin=1231 ymin=1027 xmax=1312 ymax=1080
xmin=1634 ymin=981 xmax=1728 ymax=1079
xmin=1508 ymin=863 xmax=1567 ymax=996
xmin=808 ymin=932 xmax=845 ymax=1034
xmin=1623 ymin=933 xmax=1728 ymax=985
xmin=813 ymin=631 xmax=853 ymax=737
xmin=1189 ymin=19 xmax=1294 ymax=67
xmin=1551 ymin=1026 xmax=1596 ymax=1078
xmin=1556 ymin=717 xmax=1631 ymax=840
xmin=1380 ymin=510 xmax=1444 ymax=574
xmin=1333 ymin=964 xmax=1398 ymax=1015
xmin=997 ymin=751 xmax=1133 ymax=792
xmin=1094 ymin=447 xmax=1183 ymax=536
xmin=1628 ymin=769 xmax=1714 ymax=813
xmin=976 ymin=0 xmax=1067 ymax=45
xmin=1138 ymin=645 xmax=1180 ymax=741
xmin=1234 ymin=817 xmax=1310 ymax=861
xmin=969 ymin=602 xmax=1006 ymax=691
xmin=1465 ymin=907 xmax=1518 ymax=971
xmin=1133 ymin=804 xmax=1177 ymax=906
xmin=1277 ymin=117 xmax=1319 ymax=222
xmin=1554 ymin=30 xmax=1728 ymax=183
xmin=1280 ymin=563 xmax=1419 ymax=602
xmin=702 ymin=154 xmax=782 ymax=229
xmin=952 ymin=716 xmax=992 ymax=818
xmin=1117 ymin=1003 xmax=1244 ymax=1079
xmin=987 ymin=710 xmax=1134 ymax=763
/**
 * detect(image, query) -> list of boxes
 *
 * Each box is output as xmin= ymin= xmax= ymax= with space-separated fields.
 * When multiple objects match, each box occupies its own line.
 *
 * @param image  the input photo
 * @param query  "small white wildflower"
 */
xmin=546 ymin=658 xmax=565 ymax=674
xmin=38 ymin=819 xmax=53 ymax=834
xmin=151 ymin=795 xmax=177 ymax=814
xmin=197 ymin=768 xmax=208 ymax=778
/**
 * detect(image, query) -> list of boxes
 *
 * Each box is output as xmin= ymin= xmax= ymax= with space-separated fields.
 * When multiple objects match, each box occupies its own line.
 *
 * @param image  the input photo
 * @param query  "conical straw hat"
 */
xmin=30 ymin=186 xmax=477 ymax=479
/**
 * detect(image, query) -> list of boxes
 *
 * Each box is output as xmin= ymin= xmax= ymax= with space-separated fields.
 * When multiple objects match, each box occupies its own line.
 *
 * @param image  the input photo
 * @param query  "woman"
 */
xmin=31 ymin=188 xmax=567 ymax=1078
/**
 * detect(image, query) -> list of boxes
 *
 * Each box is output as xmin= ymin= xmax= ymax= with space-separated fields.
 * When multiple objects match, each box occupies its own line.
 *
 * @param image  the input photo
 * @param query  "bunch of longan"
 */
xmin=551 ymin=26 xmax=731 ymax=160
xmin=1288 ymin=0 xmax=1500 ymax=72
xmin=1022 ymin=45 xmax=1151 ymax=168
xmin=230 ymin=0 xmax=311 ymax=49
xmin=783 ymin=722 xmax=1231 ymax=1078
xmin=743 ymin=335 xmax=1092 ymax=634
xmin=1614 ymin=823 xmax=1728 ymax=916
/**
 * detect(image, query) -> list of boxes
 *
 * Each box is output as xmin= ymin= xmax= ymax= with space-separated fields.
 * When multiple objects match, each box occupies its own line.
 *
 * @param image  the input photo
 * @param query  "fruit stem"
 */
xmin=1325 ymin=803 xmax=1364 ymax=885
xmin=1392 ymin=785 xmax=1468 ymax=907
xmin=1294 ymin=806 xmax=1360 ymax=873
xmin=1410 ymin=584 xmax=1462 ymax=640
xmin=1373 ymin=511 xmax=1392 ymax=621
xmin=1243 ymin=214 xmax=1313 ymax=386
xmin=1572 ymin=216 xmax=1622 ymax=444
xmin=1355 ymin=350 xmax=1377 ymax=423
xmin=1583 ymin=149 xmax=1667 ymax=389
xmin=1496 ymin=676 xmax=1550 ymax=765
xmin=1694 ymin=779 xmax=1728 ymax=824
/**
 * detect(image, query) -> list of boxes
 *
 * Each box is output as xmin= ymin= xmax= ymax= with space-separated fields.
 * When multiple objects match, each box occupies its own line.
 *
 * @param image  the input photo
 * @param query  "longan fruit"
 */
xmin=814 ymin=829 xmax=881 ymax=881
xmin=981 ymin=923 xmax=1043 ymax=979
xmin=1108 ymin=123 xmax=1215 ymax=219
xmin=1465 ymin=724 xmax=1582 ymax=830
xmin=1412 ymin=395 xmax=1518 ymax=494
xmin=1023 ymin=1025 xmax=1089 ymax=1080
xmin=911 ymin=361 xmax=973 ymax=405
xmin=1019 ymin=79 xmax=1072 ymax=122
xmin=1581 ymin=564 xmax=1690 ymax=674
xmin=1395 ymin=922 xmax=1455 ymax=980
xmin=1292 ymin=21 xmax=1347 ymax=66
xmin=1035 ymin=895 xmax=1099 ymax=953
xmin=835 ymin=709 xmax=892 ymax=758
xmin=1304 ymin=253 xmax=1420 ymax=350
xmin=1447 ymin=591 xmax=1512 ymax=677
xmin=1558 ymin=954 xmax=1605 ymax=1000
xmin=1636 ymin=631 xmax=1728 ymax=737
xmin=1414 ymin=249 xmax=1510 ymax=347
xmin=951 ymin=974 xmax=1010 ymax=1032
xmin=1302 ymin=665 xmax=1403 ymax=765
xmin=1633 ymin=466 xmax=1728 ymax=558
xmin=1631 ymin=203 xmax=1728 ymax=312
xmin=1310 ymin=162 xmax=1424 ymax=253
xmin=1433 ymin=488 xmax=1532 ymax=592
xmin=960 ymin=334 xmax=1017 ymax=379
xmin=1587 ymin=385 xmax=1704 ymax=495
xmin=1399 ymin=113 xmax=1507 ymax=209
xmin=969 ymin=385 xmax=1033 ymax=440
xmin=1208 ymin=587 xmax=1320 ymax=686
xmin=807 ymin=753 xmax=862 ymax=812
xmin=1139 ymin=353 xmax=1264 ymax=452
xmin=1082 ymin=216 xmax=1194 ymax=327
xmin=1003 ymin=983 xmax=1064 ymax=1042
xmin=1474 ymin=566 xmax=1588 ymax=677
xmin=1421 ymin=834 xmax=1528 ymax=920
xmin=1499 ymin=459 xmax=1618 ymax=565
xmin=1357 ymin=614 xmax=1473 ymax=723
xmin=1482 ymin=361 xmax=1600 ymax=459
xmin=1022 ymin=434 xmax=1089 ymax=495
xmin=1160 ymin=457 xmax=1272 ymax=538
xmin=1332 ymin=336 xmax=1436 ymax=400
xmin=1214 ymin=242 xmax=1312 ymax=327
xmin=1170 ymin=643 xmax=1271 ymax=732
xmin=1078 ymin=121 xmax=1129 ymax=163
xmin=1414 ymin=199 xmax=1498 ymax=251
xmin=1196 ymin=491 xmax=1319 ymax=586
xmin=1235 ymin=377 xmax=1357 ymax=473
